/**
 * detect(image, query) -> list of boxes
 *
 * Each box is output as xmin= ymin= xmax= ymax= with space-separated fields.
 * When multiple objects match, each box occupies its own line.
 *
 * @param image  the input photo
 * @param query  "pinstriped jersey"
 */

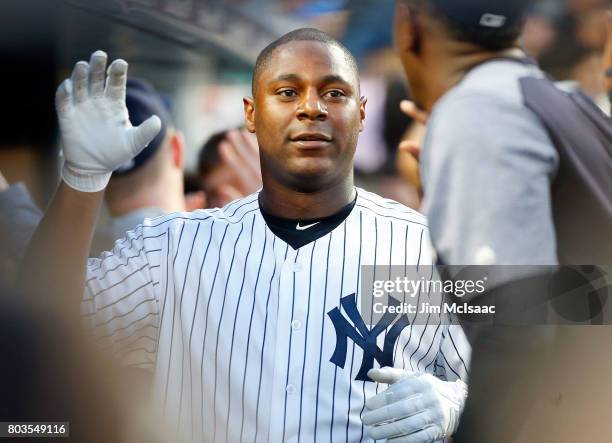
xmin=81 ymin=188 xmax=470 ymax=443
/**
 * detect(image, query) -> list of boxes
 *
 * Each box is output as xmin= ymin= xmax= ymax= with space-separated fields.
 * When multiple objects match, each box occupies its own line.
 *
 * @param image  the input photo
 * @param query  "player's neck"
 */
xmin=418 ymin=46 xmax=525 ymax=112
xmin=259 ymin=176 xmax=355 ymax=220
xmin=106 ymin=181 xmax=185 ymax=217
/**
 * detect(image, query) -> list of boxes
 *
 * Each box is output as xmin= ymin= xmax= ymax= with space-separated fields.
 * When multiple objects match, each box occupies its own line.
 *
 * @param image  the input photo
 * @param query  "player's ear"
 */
xmin=243 ymin=97 xmax=256 ymax=133
xmin=394 ymin=1 xmax=420 ymax=55
xmin=359 ymin=96 xmax=367 ymax=132
xmin=169 ymin=129 xmax=185 ymax=169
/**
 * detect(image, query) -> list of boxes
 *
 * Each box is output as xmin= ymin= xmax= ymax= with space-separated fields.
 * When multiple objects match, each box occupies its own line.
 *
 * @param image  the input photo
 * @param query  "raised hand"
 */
xmin=216 ymin=129 xmax=262 ymax=205
xmin=397 ymin=100 xmax=429 ymax=192
xmin=56 ymin=50 xmax=161 ymax=192
xmin=398 ymin=100 xmax=428 ymax=161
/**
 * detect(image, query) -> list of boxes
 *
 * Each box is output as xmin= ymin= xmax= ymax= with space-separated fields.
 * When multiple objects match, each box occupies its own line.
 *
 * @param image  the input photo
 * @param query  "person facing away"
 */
xmin=393 ymin=1 xmax=612 ymax=441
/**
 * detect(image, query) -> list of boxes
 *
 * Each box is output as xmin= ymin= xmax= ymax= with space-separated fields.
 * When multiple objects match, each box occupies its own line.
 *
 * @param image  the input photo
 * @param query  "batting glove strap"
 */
xmin=61 ymin=163 xmax=111 ymax=193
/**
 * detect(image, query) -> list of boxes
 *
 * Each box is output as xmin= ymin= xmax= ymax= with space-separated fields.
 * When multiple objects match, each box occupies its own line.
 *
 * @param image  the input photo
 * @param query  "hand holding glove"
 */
xmin=56 ymin=50 xmax=161 ymax=192
xmin=363 ymin=367 xmax=467 ymax=443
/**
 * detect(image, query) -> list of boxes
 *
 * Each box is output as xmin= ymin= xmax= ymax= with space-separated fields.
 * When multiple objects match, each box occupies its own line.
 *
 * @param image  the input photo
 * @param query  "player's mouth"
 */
xmin=289 ymin=132 xmax=333 ymax=149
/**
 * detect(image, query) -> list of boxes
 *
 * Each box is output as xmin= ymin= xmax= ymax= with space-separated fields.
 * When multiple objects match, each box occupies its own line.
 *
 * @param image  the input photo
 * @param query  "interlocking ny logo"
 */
xmin=328 ymin=293 xmax=410 ymax=381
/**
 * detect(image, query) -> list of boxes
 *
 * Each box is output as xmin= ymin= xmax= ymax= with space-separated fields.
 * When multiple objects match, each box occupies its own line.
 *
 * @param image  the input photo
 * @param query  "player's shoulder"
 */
xmin=434 ymin=60 xmax=545 ymax=120
xmin=355 ymin=188 xmax=428 ymax=228
xmin=141 ymin=192 xmax=261 ymax=235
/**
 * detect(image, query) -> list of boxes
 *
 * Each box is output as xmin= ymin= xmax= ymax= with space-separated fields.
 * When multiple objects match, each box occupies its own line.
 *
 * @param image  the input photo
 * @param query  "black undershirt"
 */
xmin=259 ymin=193 xmax=357 ymax=249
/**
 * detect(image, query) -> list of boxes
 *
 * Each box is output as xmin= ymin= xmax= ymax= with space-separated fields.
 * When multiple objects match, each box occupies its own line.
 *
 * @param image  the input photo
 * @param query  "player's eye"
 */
xmin=323 ymin=90 xmax=346 ymax=99
xmin=278 ymin=89 xmax=298 ymax=98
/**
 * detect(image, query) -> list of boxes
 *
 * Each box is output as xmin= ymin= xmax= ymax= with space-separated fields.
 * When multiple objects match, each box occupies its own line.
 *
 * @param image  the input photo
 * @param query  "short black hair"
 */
xmin=402 ymin=0 xmax=527 ymax=51
xmin=252 ymin=28 xmax=359 ymax=96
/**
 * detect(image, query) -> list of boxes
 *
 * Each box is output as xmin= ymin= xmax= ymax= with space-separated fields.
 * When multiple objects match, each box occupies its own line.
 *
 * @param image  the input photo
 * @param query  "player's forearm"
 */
xmin=19 ymin=182 xmax=104 ymax=312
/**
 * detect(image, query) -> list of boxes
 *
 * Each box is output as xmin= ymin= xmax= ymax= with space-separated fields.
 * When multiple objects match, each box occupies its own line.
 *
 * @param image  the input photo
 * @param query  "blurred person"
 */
xmin=197 ymin=128 xmax=262 ymax=208
xmin=102 ymin=78 xmax=187 ymax=243
xmin=393 ymin=0 xmax=612 ymax=442
xmin=521 ymin=11 xmax=557 ymax=60
xmin=0 ymin=290 xmax=172 ymax=443
xmin=22 ymin=29 xmax=470 ymax=443
xmin=0 ymin=171 xmax=42 ymax=290
xmin=393 ymin=0 xmax=612 ymax=266
xmin=539 ymin=1 xmax=609 ymax=92
xmin=574 ymin=5 xmax=609 ymax=50
xmin=570 ymin=1 xmax=610 ymax=109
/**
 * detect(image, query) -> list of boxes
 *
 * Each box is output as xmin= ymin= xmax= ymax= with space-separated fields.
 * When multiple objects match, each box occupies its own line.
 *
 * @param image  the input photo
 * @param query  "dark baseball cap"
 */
xmin=113 ymin=78 xmax=173 ymax=176
xmin=430 ymin=0 xmax=532 ymax=30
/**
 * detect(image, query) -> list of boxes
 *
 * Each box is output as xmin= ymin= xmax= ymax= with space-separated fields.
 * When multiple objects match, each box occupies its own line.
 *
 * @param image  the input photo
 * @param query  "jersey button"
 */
xmin=291 ymin=262 xmax=303 ymax=272
xmin=286 ymin=384 xmax=296 ymax=395
xmin=291 ymin=319 xmax=302 ymax=330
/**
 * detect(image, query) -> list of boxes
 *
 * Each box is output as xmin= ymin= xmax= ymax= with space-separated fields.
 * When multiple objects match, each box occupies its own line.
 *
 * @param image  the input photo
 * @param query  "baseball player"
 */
xmin=23 ymin=29 xmax=470 ymax=442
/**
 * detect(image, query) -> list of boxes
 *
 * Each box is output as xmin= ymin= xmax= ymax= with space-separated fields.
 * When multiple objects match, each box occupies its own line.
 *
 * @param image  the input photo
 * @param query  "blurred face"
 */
xmin=245 ymin=41 xmax=366 ymax=191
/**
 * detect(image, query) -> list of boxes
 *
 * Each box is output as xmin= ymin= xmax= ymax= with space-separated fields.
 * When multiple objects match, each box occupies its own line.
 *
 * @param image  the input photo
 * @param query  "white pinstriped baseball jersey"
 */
xmin=81 ymin=188 xmax=470 ymax=443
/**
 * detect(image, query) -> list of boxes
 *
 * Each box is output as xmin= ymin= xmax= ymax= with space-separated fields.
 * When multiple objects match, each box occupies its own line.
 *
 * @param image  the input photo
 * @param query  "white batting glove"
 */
xmin=363 ymin=367 xmax=467 ymax=443
xmin=55 ymin=50 xmax=161 ymax=192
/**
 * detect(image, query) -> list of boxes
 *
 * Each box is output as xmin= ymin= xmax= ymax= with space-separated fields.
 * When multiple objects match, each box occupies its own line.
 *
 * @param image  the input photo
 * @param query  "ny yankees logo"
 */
xmin=327 ymin=293 xmax=410 ymax=381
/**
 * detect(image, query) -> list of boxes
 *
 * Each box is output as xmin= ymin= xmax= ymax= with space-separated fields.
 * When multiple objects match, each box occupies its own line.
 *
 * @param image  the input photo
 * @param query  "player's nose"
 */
xmin=296 ymin=88 xmax=328 ymax=121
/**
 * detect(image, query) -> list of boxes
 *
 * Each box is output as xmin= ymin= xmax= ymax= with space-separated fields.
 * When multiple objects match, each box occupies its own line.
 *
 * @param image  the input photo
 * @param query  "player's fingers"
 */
xmin=367 ymin=412 xmax=437 ymax=441
xmin=219 ymin=140 xmax=254 ymax=186
xmin=226 ymin=129 xmax=260 ymax=168
xmin=225 ymin=130 xmax=248 ymax=159
xmin=88 ymin=50 xmax=107 ymax=98
xmin=184 ymin=191 xmax=207 ymax=211
xmin=219 ymin=139 xmax=242 ymax=168
xmin=399 ymin=100 xmax=428 ymax=124
xmin=366 ymin=372 xmax=425 ymax=411
xmin=239 ymin=129 xmax=260 ymax=161
xmin=104 ymin=58 xmax=128 ymax=101
xmin=217 ymin=185 xmax=244 ymax=206
xmin=362 ymin=394 xmax=429 ymax=425
xmin=398 ymin=140 xmax=421 ymax=160
xmin=237 ymin=130 xmax=262 ymax=184
xmin=55 ymin=79 xmax=73 ymax=115
xmin=386 ymin=425 xmax=441 ymax=443
xmin=71 ymin=60 xmax=89 ymax=104
xmin=368 ymin=367 xmax=411 ymax=385
xmin=129 ymin=115 xmax=161 ymax=155
xmin=365 ymin=384 xmax=425 ymax=412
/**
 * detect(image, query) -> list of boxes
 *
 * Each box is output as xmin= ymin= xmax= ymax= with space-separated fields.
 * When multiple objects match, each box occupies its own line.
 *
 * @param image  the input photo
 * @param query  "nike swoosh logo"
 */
xmin=296 ymin=222 xmax=320 ymax=231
